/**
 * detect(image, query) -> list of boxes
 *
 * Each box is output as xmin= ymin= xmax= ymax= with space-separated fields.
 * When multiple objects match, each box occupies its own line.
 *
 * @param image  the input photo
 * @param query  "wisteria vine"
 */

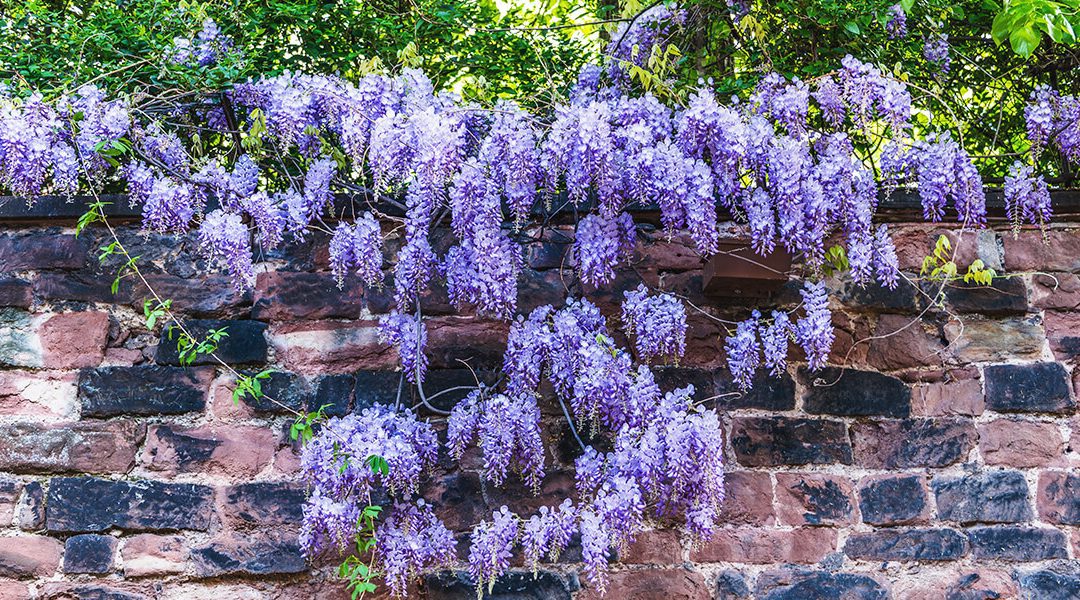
xmin=1 ymin=9 xmax=1077 ymax=599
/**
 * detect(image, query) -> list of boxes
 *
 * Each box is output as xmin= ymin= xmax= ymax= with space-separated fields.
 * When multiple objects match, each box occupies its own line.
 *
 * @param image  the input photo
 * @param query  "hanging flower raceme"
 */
xmin=913 ymin=132 xmax=987 ymax=226
xmin=574 ymin=211 xmax=636 ymax=287
xmin=379 ymin=312 xmax=428 ymax=384
xmin=886 ymin=4 xmax=907 ymax=38
xmin=621 ymin=285 xmax=688 ymax=363
xmin=924 ymin=34 xmax=952 ymax=72
xmin=1004 ymin=161 xmax=1053 ymax=231
xmin=479 ymin=102 xmax=541 ymax=222
xmin=299 ymin=406 xmax=439 ymax=554
xmin=468 ymin=507 xmax=520 ymax=596
xmin=198 ymin=209 xmax=254 ymax=289
xmin=447 ymin=390 xmax=545 ymax=489
xmin=329 ymin=213 xmax=384 ymax=287
xmin=378 ymin=501 xmax=457 ymax=598
xmin=796 ymin=281 xmax=835 ymax=370
xmin=1024 ymin=85 xmax=1080 ymax=162
xmin=725 ymin=311 xmax=761 ymax=390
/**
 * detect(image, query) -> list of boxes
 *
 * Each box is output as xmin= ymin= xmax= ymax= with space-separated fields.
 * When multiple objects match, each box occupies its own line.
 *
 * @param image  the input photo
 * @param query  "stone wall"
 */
xmin=0 ymin=209 xmax=1078 ymax=599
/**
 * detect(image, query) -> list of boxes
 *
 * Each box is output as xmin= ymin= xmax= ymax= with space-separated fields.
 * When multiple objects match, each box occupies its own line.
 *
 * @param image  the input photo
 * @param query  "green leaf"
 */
xmin=367 ymin=454 xmax=390 ymax=475
xmin=992 ymin=10 xmax=1015 ymax=44
xmin=1010 ymin=24 xmax=1042 ymax=56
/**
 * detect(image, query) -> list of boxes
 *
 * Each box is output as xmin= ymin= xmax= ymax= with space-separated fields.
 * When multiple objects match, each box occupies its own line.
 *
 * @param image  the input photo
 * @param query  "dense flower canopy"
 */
xmin=0 ymin=7 xmax=1077 ymax=598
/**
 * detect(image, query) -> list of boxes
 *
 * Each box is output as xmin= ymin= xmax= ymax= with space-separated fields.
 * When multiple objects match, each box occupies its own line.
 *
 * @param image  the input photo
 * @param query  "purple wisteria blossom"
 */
xmin=379 ymin=312 xmax=428 ymax=384
xmin=924 ymin=34 xmax=951 ymax=72
xmin=796 ymin=281 xmax=835 ymax=370
xmin=198 ymin=209 xmax=254 ymax=289
xmin=1004 ymin=161 xmax=1053 ymax=229
xmin=725 ymin=311 xmax=761 ymax=389
xmin=574 ymin=212 xmax=636 ymax=287
xmin=468 ymin=507 xmax=519 ymax=594
xmin=329 ymin=213 xmax=383 ymax=287
xmin=621 ymin=285 xmax=688 ymax=362
xmin=886 ymin=4 xmax=907 ymax=38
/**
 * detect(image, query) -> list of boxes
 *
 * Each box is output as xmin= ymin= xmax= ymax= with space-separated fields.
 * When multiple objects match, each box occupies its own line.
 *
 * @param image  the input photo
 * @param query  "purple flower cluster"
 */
xmin=886 ymin=4 xmax=907 ymax=39
xmin=299 ymin=405 xmax=439 ymax=552
xmin=479 ymin=102 xmax=541 ymax=222
xmin=912 ymin=132 xmax=986 ymax=226
xmin=443 ymin=161 xmax=522 ymax=318
xmin=468 ymin=506 xmax=519 ymax=595
xmin=725 ymin=284 xmax=838 ymax=386
xmin=796 ymin=281 xmax=835 ymax=370
xmin=621 ymin=284 xmax=688 ymax=362
xmin=378 ymin=500 xmax=456 ymax=597
xmin=197 ymin=210 xmax=254 ymax=289
xmin=924 ymin=34 xmax=951 ymax=72
xmin=725 ymin=311 xmax=761 ymax=389
xmin=760 ymin=310 xmax=792 ymax=375
xmin=379 ymin=312 xmax=428 ymax=384
xmin=447 ymin=390 xmax=545 ymax=489
xmin=1004 ymin=161 xmax=1053 ymax=230
xmin=835 ymin=55 xmax=912 ymax=131
xmin=521 ymin=499 xmax=577 ymax=571
xmin=1024 ymin=85 xmax=1080 ymax=163
xmin=169 ymin=19 xmax=236 ymax=67
xmin=574 ymin=212 xmax=636 ymax=287
xmin=329 ymin=213 xmax=384 ymax=288
xmin=605 ymin=4 xmax=685 ymax=86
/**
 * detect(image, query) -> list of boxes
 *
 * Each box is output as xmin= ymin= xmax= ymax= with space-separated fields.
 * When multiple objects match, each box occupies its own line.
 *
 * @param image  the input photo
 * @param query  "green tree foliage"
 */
xmin=2 ymin=0 xmax=1077 ymax=179
xmin=0 ymin=0 xmax=598 ymax=102
xmin=655 ymin=0 xmax=1078 ymax=179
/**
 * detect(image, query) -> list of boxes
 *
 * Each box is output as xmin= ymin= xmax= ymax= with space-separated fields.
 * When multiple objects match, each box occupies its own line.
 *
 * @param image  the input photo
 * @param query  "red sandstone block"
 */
xmin=911 ymin=377 xmax=984 ymax=416
xmin=1043 ymin=310 xmax=1080 ymax=361
xmin=0 ymin=480 xmax=20 ymax=527
xmin=268 ymin=320 xmax=397 ymax=374
xmin=272 ymin=445 xmax=302 ymax=476
xmin=717 ymin=471 xmax=775 ymax=526
xmin=891 ymin=226 xmax=998 ymax=272
xmin=620 ymin=530 xmax=682 ymax=564
xmin=37 ymin=311 xmax=109 ymax=369
xmin=136 ymin=274 xmax=251 ymax=318
xmin=253 ymin=271 xmax=363 ymax=321
xmin=1038 ymin=471 xmax=1080 ymax=525
xmin=690 ymin=527 xmax=837 ymax=564
xmin=140 ymin=424 xmax=276 ymax=479
xmin=190 ymin=530 xmax=305 ymax=576
xmin=1031 ymin=273 xmax=1080 ymax=310
xmin=774 ymin=473 xmax=855 ymax=526
xmin=120 ymin=534 xmax=188 ymax=577
xmin=0 ymin=370 xmax=77 ymax=419
xmin=978 ymin=418 xmax=1065 ymax=468
xmin=425 ymin=316 xmax=511 ymax=369
xmin=0 ymin=233 xmax=88 ymax=272
xmin=0 ymin=535 xmax=62 ymax=578
xmin=943 ymin=316 xmax=1045 ymax=363
xmin=892 ymin=568 xmax=1017 ymax=600
xmin=866 ymin=314 xmax=945 ymax=371
xmin=1003 ymin=230 xmax=1080 ymax=272
xmin=0 ymin=580 xmax=28 ymax=600
xmin=636 ymin=234 xmax=707 ymax=272
xmin=577 ymin=568 xmax=710 ymax=600
xmin=858 ymin=473 xmax=931 ymax=526
xmin=680 ymin=314 xmax=724 ymax=369
xmin=852 ymin=418 xmax=975 ymax=468
xmin=0 ymin=419 xmax=145 ymax=474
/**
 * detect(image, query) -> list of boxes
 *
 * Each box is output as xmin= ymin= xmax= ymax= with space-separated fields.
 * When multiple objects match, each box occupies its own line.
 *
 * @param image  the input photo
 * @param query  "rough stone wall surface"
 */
xmin=0 ymin=214 xmax=1078 ymax=600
